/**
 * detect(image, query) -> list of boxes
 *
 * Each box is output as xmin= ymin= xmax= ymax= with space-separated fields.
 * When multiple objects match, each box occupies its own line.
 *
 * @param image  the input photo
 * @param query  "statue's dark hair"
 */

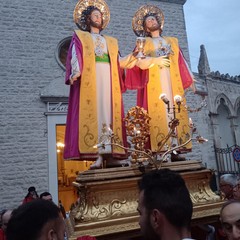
xmin=143 ymin=13 xmax=163 ymax=37
xmin=79 ymin=6 xmax=103 ymax=32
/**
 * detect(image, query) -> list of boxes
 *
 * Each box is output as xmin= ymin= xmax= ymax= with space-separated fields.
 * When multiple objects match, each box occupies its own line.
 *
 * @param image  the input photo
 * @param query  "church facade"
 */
xmin=0 ymin=0 xmax=239 ymax=209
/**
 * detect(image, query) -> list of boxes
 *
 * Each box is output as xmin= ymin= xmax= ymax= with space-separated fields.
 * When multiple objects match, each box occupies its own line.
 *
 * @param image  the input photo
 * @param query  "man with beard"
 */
xmin=126 ymin=5 xmax=195 ymax=159
xmin=64 ymin=0 xmax=137 ymax=169
xmin=137 ymin=169 xmax=193 ymax=240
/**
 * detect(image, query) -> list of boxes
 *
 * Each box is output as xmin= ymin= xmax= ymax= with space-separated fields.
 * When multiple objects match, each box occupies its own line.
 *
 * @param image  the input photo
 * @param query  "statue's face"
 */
xmin=90 ymin=9 xmax=103 ymax=29
xmin=144 ymin=16 xmax=160 ymax=33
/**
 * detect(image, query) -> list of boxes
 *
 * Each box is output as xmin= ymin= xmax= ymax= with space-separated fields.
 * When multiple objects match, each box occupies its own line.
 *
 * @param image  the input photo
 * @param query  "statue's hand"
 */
xmin=136 ymin=56 xmax=169 ymax=70
xmin=132 ymin=47 xmax=139 ymax=58
xmin=156 ymin=56 xmax=170 ymax=68
xmin=69 ymin=72 xmax=80 ymax=85
xmin=132 ymin=47 xmax=146 ymax=58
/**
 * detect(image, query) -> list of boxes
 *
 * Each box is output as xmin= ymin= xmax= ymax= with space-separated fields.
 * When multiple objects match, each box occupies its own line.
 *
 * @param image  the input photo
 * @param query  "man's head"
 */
xmin=6 ymin=199 xmax=66 ymax=240
xmin=137 ymin=169 xmax=193 ymax=240
xmin=1 ymin=210 xmax=12 ymax=232
xmin=40 ymin=192 xmax=53 ymax=201
xmin=143 ymin=13 xmax=163 ymax=37
xmin=220 ymin=174 xmax=237 ymax=200
xmin=220 ymin=200 xmax=240 ymax=240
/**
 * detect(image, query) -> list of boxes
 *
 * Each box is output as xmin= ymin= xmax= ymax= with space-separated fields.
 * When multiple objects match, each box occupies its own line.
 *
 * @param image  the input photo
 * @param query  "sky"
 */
xmin=184 ymin=0 xmax=240 ymax=76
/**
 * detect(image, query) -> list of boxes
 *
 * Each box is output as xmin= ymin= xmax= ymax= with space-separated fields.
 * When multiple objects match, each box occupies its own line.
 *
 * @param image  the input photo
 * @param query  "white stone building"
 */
xmin=0 ymin=0 xmax=239 ymax=209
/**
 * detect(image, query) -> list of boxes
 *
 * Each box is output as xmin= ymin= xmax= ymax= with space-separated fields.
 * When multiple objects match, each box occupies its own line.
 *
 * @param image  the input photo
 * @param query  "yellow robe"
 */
xmin=72 ymin=30 xmax=125 ymax=157
xmin=143 ymin=36 xmax=192 ymax=152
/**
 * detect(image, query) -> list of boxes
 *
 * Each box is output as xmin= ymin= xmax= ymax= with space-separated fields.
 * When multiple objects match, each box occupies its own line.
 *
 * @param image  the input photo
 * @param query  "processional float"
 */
xmin=65 ymin=1 xmax=223 ymax=239
xmin=66 ymin=97 xmax=223 ymax=240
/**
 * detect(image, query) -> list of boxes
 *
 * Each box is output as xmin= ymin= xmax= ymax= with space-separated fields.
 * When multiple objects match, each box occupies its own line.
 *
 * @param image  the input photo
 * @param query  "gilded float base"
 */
xmin=67 ymin=160 xmax=223 ymax=239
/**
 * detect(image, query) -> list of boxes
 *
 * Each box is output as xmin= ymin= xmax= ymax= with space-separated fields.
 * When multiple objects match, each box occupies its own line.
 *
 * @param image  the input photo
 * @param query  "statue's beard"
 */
xmin=90 ymin=19 xmax=103 ymax=30
xmin=147 ymin=23 xmax=160 ymax=33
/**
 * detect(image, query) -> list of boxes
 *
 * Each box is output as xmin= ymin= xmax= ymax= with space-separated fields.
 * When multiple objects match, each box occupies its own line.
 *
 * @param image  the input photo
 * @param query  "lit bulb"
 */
xmin=108 ymin=127 xmax=113 ymax=134
xmin=133 ymin=127 xmax=137 ymax=134
xmin=93 ymin=143 xmax=103 ymax=149
xmin=196 ymin=136 xmax=208 ymax=144
xmin=159 ymin=93 xmax=169 ymax=104
xmin=189 ymin=118 xmax=193 ymax=127
xmin=174 ymin=95 xmax=182 ymax=105
xmin=56 ymin=142 xmax=65 ymax=148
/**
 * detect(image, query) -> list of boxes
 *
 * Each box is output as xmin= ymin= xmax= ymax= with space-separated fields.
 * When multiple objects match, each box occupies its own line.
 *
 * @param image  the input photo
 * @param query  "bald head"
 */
xmin=220 ymin=201 xmax=240 ymax=240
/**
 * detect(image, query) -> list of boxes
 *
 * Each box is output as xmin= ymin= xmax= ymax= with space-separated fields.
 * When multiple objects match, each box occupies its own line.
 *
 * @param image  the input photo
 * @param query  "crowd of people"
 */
xmin=0 ymin=187 xmax=57 ymax=240
xmin=0 ymin=186 xmax=99 ymax=240
xmin=136 ymin=171 xmax=240 ymax=240
xmin=1 ymin=171 xmax=240 ymax=240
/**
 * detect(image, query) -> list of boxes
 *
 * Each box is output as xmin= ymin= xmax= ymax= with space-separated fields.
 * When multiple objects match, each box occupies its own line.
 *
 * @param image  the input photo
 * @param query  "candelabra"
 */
xmin=93 ymin=95 xmax=208 ymax=169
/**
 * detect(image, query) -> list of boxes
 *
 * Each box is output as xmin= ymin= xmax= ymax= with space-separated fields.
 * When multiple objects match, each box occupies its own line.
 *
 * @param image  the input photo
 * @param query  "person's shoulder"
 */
xmin=164 ymin=36 xmax=178 ymax=41
xmin=74 ymin=30 xmax=91 ymax=38
xmin=74 ymin=29 xmax=86 ymax=34
xmin=145 ymin=36 xmax=152 ymax=41
xmin=103 ymin=34 xmax=117 ymax=40
xmin=103 ymin=35 xmax=119 ymax=46
xmin=163 ymin=36 xmax=179 ymax=45
xmin=145 ymin=37 xmax=153 ymax=45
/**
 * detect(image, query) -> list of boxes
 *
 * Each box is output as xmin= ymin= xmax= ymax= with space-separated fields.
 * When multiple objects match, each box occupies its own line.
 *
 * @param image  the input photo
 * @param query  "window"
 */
xmin=55 ymin=36 xmax=72 ymax=70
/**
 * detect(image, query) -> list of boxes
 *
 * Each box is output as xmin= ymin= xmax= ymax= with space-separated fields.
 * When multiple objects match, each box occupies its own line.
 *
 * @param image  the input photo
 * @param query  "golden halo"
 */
xmin=73 ymin=0 xmax=110 ymax=31
xmin=132 ymin=5 xmax=164 ymax=37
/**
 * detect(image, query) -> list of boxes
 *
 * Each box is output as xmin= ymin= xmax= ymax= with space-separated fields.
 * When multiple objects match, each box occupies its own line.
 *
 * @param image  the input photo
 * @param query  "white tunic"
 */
xmin=71 ymin=33 xmax=112 ymax=154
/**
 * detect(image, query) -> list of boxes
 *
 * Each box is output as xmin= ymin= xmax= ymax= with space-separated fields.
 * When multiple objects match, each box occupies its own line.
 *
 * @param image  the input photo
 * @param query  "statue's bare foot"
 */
xmin=171 ymin=153 xmax=186 ymax=162
xmin=90 ymin=156 xmax=103 ymax=169
xmin=106 ymin=159 xmax=130 ymax=168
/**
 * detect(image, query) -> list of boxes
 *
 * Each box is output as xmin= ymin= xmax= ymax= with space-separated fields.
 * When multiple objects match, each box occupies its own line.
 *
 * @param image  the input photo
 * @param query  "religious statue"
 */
xmin=64 ymin=0 xmax=137 ymax=169
xmin=126 ymin=5 xmax=196 ymax=159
